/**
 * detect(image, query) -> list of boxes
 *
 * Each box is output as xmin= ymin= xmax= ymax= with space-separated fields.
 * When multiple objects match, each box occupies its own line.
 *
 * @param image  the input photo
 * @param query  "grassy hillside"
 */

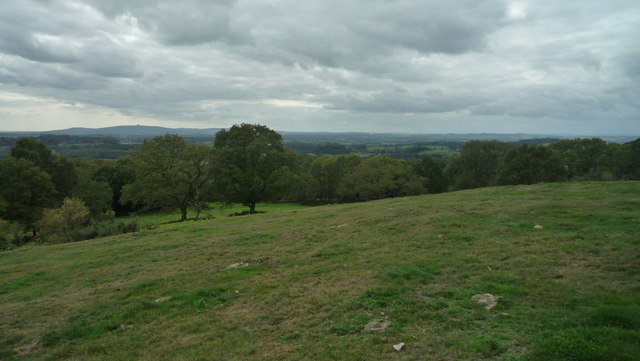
xmin=1 ymin=182 xmax=639 ymax=361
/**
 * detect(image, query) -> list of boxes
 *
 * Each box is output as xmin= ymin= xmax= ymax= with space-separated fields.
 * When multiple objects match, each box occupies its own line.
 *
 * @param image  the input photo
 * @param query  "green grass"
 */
xmin=1 ymin=182 xmax=639 ymax=360
xmin=128 ymin=202 xmax=308 ymax=228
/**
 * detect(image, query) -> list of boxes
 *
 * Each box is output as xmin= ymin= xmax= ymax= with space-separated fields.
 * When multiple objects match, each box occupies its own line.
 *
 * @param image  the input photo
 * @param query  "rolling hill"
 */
xmin=1 ymin=182 xmax=639 ymax=360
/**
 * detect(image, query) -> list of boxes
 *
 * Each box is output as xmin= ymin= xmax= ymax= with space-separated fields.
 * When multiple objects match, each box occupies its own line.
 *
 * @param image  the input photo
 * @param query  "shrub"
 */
xmin=59 ymin=219 xmax=139 ymax=242
xmin=38 ymin=197 xmax=90 ymax=242
xmin=0 ymin=219 xmax=22 ymax=251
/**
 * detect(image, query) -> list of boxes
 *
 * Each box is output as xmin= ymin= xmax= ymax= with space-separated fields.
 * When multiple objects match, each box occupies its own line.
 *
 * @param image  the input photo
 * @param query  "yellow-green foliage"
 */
xmin=38 ymin=197 xmax=90 ymax=242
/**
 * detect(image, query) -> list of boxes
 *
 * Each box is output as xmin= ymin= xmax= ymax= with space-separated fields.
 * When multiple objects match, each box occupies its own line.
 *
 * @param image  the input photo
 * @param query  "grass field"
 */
xmin=130 ymin=203 xmax=308 ymax=228
xmin=1 ymin=182 xmax=639 ymax=360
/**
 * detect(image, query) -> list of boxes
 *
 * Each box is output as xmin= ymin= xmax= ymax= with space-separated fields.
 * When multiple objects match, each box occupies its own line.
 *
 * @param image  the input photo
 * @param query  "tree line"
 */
xmin=1 ymin=123 xmax=639 ymax=248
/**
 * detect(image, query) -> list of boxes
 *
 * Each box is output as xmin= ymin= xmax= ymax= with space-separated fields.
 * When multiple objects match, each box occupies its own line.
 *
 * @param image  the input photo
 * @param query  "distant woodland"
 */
xmin=1 ymin=124 xmax=639 ymax=249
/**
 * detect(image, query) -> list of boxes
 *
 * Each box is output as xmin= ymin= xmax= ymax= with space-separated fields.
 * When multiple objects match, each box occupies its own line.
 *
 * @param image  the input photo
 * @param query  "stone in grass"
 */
xmin=155 ymin=296 xmax=172 ymax=303
xmin=226 ymin=262 xmax=249 ymax=269
xmin=393 ymin=342 xmax=405 ymax=351
xmin=534 ymin=224 xmax=544 ymax=229
xmin=472 ymin=293 xmax=499 ymax=309
xmin=363 ymin=319 xmax=390 ymax=332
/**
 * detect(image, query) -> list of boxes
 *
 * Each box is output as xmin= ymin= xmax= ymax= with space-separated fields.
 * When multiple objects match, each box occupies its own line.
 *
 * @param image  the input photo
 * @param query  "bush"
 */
xmin=0 ymin=219 xmax=22 ymax=251
xmin=59 ymin=219 xmax=139 ymax=242
xmin=36 ymin=197 xmax=139 ymax=243
xmin=38 ymin=197 xmax=90 ymax=242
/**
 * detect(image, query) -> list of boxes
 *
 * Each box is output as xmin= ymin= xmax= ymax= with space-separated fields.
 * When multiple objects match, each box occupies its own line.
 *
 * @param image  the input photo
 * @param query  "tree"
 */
xmin=0 ymin=157 xmax=57 ymax=235
xmin=10 ymin=137 xmax=55 ymax=173
xmin=11 ymin=137 xmax=78 ymax=200
xmin=608 ymin=138 xmax=640 ymax=180
xmin=415 ymin=156 xmax=448 ymax=193
xmin=95 ymin=156 xmax=137 ymax=216
xmin=496 ymin=145 xmax=566 ymax=185
xmin=549 ymin=138 xmax=611 ymax=180
xmin=121 ymin=135 xmax=213 ymax=221
xmin=445 ymin=140 xmax=515 ymax=190
xmin=72 ymin=159 xmax=113 ymax=218
xmin=339 ymin=155 xmax=425 ymax=202
xmin=50 ymin=155 xmax=78 ymax=199
xmin=213 ymin=124 xmax=291 ymax=213
xmin=307 ymin=155 xmax=362 ymax=204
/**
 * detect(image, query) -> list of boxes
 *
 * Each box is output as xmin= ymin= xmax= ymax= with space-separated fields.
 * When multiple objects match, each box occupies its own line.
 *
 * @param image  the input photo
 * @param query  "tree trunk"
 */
xmin=249 ymin=202 xmax=256 ymax=214
xmin=180 ymin=207 xmax=188 ymax=221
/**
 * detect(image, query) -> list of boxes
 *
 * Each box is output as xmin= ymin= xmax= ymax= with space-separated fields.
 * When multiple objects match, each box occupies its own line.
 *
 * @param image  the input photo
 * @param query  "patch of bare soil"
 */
xmin=14 ymin=340 xmax=39 ymax=356
xmin=364 ymin=319 xmax=391 ymax=332
xmin=472 ymin=293 xmax=499 ymax=309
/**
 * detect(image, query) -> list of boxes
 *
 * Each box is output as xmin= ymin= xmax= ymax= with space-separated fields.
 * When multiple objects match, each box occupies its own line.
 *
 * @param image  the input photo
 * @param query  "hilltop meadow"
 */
xmin=1 ymin=181 xmax=639 ymax=360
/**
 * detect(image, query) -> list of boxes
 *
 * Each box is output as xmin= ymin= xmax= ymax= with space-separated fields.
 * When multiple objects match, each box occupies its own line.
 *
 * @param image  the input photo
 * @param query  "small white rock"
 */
xmin=534 ymin=224 xmax=544 ymax=229
xmin=393 ymin=342 xmax=405 ymax=351
xmin=154 ymin=296 xmax=172 ymax=303
xmin=226 ymin=262 xmax=249 ymax=269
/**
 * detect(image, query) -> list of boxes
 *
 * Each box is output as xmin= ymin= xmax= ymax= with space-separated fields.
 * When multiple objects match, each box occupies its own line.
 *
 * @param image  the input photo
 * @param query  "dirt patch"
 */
xmin=364 ymin=319 xmax=391 ymax=332
xmin=472 ymin=293 xmax=498 ymax=309
xmin=14 ymin=340 xmax=39 ymax=356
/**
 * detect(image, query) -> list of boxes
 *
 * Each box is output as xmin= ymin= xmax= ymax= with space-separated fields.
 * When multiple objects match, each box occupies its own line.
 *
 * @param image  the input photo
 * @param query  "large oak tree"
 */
xmin=213 ymin=124 xmax=291 ymax=213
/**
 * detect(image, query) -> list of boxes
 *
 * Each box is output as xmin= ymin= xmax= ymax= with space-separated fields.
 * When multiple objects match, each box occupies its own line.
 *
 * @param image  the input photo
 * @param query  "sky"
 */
xmin=0 ymin=0 xmax=638 ymax=135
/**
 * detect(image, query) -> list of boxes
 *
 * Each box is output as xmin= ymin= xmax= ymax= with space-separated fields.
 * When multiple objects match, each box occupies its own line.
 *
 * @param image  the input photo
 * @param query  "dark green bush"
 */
xmin=57 ymin=219 xmax=139 ymax=243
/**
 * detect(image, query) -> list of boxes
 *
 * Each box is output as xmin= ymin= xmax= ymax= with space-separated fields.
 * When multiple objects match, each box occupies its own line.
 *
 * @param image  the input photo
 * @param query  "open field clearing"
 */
xmin=1 ymin=182 xmax=639 ymax=360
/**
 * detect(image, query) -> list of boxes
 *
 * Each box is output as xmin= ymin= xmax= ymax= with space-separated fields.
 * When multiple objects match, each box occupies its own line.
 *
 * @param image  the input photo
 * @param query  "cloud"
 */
xmin=87 ymin=0 xmax=250 ymax=46
xmin=0 ymin=0 xmax=638 ymax=135
xmin=0 ymin=0 xmax=143 ymax=80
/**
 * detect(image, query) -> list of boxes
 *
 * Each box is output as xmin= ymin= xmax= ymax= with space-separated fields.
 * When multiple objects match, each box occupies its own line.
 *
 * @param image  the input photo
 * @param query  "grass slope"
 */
xmin=1 ymin=182 xmax=639 ymax=361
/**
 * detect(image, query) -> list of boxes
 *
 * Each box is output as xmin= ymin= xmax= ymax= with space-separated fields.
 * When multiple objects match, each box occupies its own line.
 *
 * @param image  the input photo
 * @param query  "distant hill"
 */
xmin=44 ymin=126 xmax=562 ymax=142
xmin=46 ymin=125 xmax=223 ymax=138
xmin=1 ymin=125 xmax=637 ymax=144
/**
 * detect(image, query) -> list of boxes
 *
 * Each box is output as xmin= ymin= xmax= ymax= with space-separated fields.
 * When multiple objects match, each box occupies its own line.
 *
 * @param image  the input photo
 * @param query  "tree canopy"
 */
xmin=496 ymin=145 xmax=566 ymax=185
xmin=121 ymin=134 xmax=213 ymax=221
xmin=339 ymin=155 xmax=424 ymax=202
xmin=445 ymin=140 xmax=515 ymax=190
xmin=0 ymin=157 xmax=57 ymax=234
xmin=415 ymin=156 xmax=448 ymax=193
xmin=214 ymin=124 xmax=291 ymax=213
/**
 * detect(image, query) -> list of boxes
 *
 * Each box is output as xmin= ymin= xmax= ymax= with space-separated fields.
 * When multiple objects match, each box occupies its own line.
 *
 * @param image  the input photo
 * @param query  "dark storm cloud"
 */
xmin=0 ymin=0 xmax=638 ymax=134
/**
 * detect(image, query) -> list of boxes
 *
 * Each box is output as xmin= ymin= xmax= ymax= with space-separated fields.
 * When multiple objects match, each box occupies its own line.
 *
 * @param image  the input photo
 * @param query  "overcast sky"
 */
xmin=0 ymin=0 xmax=638 ymax=134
